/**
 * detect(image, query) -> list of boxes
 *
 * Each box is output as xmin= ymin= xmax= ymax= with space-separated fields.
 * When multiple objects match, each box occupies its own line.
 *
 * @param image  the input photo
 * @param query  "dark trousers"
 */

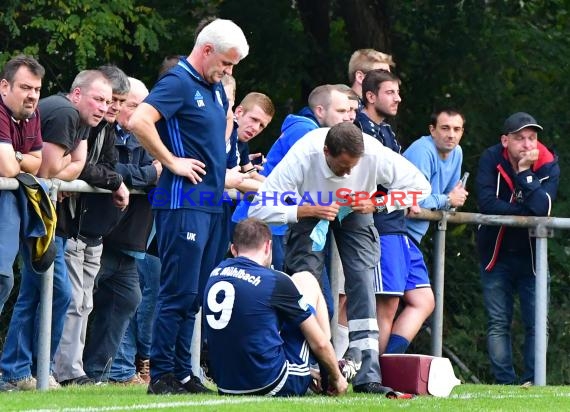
xmin=84 ymin=248 xmax=142 ymax=381
xmin=284 ymin=212 xmax=382 ymax=386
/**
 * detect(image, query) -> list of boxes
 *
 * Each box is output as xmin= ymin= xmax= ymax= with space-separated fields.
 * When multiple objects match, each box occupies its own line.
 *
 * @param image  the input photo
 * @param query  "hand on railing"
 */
xmin=112 ymin=182 xmax=130 ymax=211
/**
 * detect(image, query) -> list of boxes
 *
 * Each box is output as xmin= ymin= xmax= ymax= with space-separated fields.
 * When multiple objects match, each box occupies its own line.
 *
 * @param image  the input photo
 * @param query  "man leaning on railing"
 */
xmin=476 ymin=112 xmax=560 ymax=386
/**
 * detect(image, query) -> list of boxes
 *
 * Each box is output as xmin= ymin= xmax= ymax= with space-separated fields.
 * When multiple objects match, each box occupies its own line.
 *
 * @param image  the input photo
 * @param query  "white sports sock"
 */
xmin=335 ymin=324 xmax=349 ymax=360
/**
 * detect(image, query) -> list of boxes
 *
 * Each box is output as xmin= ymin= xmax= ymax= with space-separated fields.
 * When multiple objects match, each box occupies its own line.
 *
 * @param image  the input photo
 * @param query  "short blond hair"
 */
xmin=348 ymin=49 xmax=395 ymax=85
xmin=238 ymin=92 xmax=275 ymax=118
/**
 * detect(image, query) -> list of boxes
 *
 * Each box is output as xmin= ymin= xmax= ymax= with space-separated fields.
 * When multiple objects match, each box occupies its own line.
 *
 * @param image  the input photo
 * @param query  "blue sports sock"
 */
xmin=385 ymin=334 xmax=410 ymax=354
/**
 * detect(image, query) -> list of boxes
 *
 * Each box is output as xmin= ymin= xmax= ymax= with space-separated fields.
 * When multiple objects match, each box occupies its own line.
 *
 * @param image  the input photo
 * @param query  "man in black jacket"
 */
xmin=83 ymin=76 xmax=160 ymax=384
xmin=54 ymin=65 xmax=130 ymax=386
xmin=476 ymin=112 xmax=559 ymax=385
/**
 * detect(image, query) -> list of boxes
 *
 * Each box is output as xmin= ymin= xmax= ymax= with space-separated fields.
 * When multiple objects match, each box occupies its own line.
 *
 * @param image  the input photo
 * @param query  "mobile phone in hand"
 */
xmin=251 ymin=154 xmax=264 ymax=165
xmin=460 ymin=172 xmax=469 ymax=188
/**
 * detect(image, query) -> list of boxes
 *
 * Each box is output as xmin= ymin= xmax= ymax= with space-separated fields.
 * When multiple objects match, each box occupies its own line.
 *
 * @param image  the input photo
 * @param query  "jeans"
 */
xmin=0 ymin=190 xmax=21 ymax=315
xmin=480 ymin=254 xmax=544 ymax=384
xmin=109 ymin=254 xmax=160 ymax=381
xmin=0 ymin=236 xmax=72 ymax=381
xmin=83 ymin=248 xmax=142 ymax=381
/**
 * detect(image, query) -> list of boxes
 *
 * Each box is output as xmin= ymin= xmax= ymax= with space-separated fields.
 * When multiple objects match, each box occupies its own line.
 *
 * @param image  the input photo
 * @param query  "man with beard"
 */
xmin=354 ymin=69 xmax=435 ymax=357
xmin=0 ymin=55 xmax=44 ymax=320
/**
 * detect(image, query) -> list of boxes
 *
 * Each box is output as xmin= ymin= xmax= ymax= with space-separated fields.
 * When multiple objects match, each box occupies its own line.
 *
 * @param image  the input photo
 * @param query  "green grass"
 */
xmin=0 ymin=384 xmax=569 ymax=411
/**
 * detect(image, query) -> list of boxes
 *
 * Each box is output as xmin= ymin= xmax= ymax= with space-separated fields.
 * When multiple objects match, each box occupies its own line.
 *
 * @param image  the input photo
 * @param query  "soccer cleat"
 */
xmin=386 ymin=390 xmax=415 ymax=399
xmin=182 ymin=375 xmax=213 ymax=394
xmin=338 ymin=358 xmax=360 ymax=382
xmin=147 ymin=373 xmax=186 ymax=395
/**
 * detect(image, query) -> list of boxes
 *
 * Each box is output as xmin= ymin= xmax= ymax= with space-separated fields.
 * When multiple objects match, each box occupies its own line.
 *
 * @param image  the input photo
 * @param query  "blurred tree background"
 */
xmin=1 ymin=0 xmax=569 ymax=384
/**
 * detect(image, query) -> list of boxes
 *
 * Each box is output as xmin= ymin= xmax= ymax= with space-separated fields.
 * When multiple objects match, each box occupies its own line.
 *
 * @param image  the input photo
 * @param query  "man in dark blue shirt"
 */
xmin=128 ymin=18 xmax=250 ymax=395
xmin=355 ymin=69 xmax=434 ymax=357
xmin=204 ymin=218 xmax=347 ymax=396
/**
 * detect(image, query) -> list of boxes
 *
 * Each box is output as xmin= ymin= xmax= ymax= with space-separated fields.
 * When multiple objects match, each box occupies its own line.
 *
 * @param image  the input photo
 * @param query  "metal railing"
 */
xmin=407 ymin=209 xmax=567 ymax=386
xmin=1 ymin=176 xmax=566 ymax=388
xmin=0 ymin=177 xmax=128 ymax=390
xmin=329 ymin=208 xmax=567 ymax=387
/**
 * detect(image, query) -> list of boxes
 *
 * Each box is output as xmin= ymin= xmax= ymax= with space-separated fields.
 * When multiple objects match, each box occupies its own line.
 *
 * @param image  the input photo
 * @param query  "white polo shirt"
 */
xmin=249 ymin=127 xmax=431 ymax=224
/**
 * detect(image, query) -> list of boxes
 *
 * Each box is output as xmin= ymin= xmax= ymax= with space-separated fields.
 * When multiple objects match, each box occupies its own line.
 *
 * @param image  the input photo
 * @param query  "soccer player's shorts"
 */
xmin=373 ymin=234 xmax=430 ymax=295
xmin=273 ymin=306 xmax=315 ymax=396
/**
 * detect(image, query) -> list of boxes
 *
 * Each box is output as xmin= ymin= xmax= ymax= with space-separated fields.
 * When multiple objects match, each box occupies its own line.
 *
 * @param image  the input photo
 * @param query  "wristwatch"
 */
xmin=374 ymin=204 xmax=387 ymax=214
xmin=15 ymin=151 xmax=24 ymax=163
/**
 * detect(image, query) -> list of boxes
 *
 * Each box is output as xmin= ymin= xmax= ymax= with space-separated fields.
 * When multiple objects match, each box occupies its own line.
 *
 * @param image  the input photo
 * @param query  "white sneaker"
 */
xmin=47 ymin=375 xmax=61 ymax=390
xmin=12 ymin=376 xmax=37 ymax=391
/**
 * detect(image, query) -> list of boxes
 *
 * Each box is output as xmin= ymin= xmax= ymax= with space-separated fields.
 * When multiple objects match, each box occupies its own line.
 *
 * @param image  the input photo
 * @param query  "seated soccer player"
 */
xmin=203 ymin=218 xmax=347 ymax=396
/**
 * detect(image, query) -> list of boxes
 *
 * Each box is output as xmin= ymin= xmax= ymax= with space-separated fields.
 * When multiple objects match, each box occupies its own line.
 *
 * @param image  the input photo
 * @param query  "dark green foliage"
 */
xmin=385 ymin=0 xmax=570 ymax=384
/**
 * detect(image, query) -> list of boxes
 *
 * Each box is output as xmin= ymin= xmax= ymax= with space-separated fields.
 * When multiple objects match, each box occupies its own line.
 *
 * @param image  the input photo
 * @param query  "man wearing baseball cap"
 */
xmin=475 ymin=112 xmax=560 ymax=385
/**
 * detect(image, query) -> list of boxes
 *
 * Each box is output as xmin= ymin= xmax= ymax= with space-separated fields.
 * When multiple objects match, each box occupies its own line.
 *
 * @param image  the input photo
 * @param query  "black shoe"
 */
xmin=60 ymin=375 xmax=95 ymax=386
xmin=182 ymin=375 xmax=213 ymax=394
xmin=353 ymin=382 xmax=394 ymax=394
xmin=147 ymin=373 xmax=186 ymax=395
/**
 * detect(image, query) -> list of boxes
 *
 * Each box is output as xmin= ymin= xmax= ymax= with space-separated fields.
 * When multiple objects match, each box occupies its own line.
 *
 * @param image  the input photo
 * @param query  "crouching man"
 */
xmin=204 ymin=218 xmax=347 ymax=396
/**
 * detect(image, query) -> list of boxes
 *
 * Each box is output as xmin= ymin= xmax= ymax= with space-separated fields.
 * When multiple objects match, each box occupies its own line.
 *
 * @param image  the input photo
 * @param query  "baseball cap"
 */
xmin=503 ymin=112 xmax=543 ymax=134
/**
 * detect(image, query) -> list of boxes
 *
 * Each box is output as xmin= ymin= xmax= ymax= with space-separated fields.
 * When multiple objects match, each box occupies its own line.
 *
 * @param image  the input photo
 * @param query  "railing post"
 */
xmin=431 ymin=213 xmax=448 ymax=357
xmin=191 ymin=308 xmax=202 ymax=378
xmin=36 ymin=181 xmax=59 ymax=390
xmin=531 ymin=224 xmax=551 ymax=386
